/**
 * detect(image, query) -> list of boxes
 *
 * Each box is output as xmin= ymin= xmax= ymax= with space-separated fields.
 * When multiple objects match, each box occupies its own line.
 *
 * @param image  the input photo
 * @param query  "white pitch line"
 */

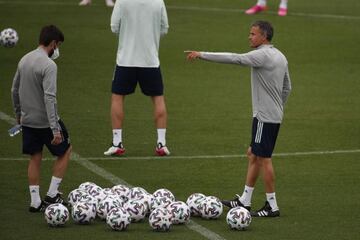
xmin=0 ymin=0 xmax=359 ymax=21
xmin=0 ymin=111 xmax=225 ymax=240
xmin=167 ymin=5 xmax=360 ymax=21
xmin=1 ymin=149 xmax=359 ymax=161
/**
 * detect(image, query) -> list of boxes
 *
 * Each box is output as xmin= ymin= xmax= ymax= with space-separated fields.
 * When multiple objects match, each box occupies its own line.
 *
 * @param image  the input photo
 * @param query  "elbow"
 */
xmin=110 ymin=24 xmax=119 ymax=34
xmin=160 ymin=27 xmax=169 ymax=37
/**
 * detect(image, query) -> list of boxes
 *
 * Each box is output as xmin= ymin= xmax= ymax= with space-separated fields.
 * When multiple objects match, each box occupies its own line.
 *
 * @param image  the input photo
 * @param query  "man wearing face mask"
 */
xmin=11 ymin=25 xmax=72 ymax=212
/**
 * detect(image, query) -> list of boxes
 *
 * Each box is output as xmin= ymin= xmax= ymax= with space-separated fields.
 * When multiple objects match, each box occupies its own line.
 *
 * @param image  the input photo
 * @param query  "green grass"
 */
xmin=0 ymin=0 xmax=359 ymax=239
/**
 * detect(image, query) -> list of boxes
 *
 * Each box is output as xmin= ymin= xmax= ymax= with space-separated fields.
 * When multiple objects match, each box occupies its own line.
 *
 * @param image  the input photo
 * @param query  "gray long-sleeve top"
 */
xmin=11 ymin=47 xmax=61 ymax=133
xmin=200 ymin=44 xmax=292 ymax=123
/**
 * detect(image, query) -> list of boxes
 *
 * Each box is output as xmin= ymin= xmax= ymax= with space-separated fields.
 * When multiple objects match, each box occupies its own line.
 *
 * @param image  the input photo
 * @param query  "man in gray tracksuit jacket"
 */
xmin=186 ymin=20 xmax=291 ymax=217
xmin=11 ymin=25 xmax=71 ymax=212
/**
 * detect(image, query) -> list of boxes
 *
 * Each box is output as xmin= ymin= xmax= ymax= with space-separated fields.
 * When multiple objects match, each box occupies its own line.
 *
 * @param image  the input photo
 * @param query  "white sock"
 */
xmin=279 ymin=0 xmax=288 ymax=9
xmin=112 ymin=129 xmax=122 ymax=146
xmin=157 ymin=129 xmax=166 ymax=146
xmin=257 ymin=0 xmax=267 ymax=6
xmin=29 ymin=185 xmax=41 ymax=207
xmin=47 ymin=176 xmax=62 ymax=198
xmin=239 ymin=185 xmax=254 ymax=206
xmin=266 ymin=192 xmax=279 ymax=211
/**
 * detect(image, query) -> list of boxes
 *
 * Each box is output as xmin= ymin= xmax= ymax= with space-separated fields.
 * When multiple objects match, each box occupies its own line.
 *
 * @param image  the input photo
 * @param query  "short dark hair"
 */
xmin=252 ymin=20 xmax=274 ymax=42
xmin=39 ymin=25 xmax=64 ymax=46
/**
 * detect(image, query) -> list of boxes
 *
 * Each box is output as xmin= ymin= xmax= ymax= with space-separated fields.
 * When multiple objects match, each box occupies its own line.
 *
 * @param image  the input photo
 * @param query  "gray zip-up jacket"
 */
xmin=200 ymin=44 xmax=291 ymax=123
xmin=11 ymin=47 xmax=61 ymax=133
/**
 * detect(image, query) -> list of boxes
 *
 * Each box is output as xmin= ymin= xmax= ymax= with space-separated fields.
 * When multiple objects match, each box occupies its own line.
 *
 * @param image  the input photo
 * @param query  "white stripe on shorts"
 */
xmin=255 ymin=120 xmax=263 ymax=143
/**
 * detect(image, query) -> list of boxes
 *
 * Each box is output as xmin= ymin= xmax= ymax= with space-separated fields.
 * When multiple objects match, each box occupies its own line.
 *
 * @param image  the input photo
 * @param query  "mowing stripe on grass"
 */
xmin=0 ymin=0 xmax=359 ymax=21
xmin=0 ymin=111 xmax=226 ymax=240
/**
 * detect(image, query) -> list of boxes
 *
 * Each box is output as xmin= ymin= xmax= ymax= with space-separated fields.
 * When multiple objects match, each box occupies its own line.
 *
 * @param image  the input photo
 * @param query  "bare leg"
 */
xmin=111 ymin=94 xmax=125 ymax=129
xmin=261 ymin=157 xmax=275 ymax=193
xmin=52 ymin=146 xmax=72 ymax=178
xmin=151 ymin=96 xmax=167 ymax=129
xmin=28 ymin=152 xmax=42 ymax=185
xmin=245 ymin=147 xmax=262 ymax=187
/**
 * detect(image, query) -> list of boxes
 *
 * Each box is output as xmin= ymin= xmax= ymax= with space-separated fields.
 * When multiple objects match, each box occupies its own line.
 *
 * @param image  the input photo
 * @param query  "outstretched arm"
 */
xmin=185 ymin=50 xmax=265 ymax=67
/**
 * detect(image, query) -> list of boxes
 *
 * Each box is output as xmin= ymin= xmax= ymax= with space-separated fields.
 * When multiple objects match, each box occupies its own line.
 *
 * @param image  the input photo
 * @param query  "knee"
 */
xmin=246 ymin=148 xmax=253 ymax=158
xmin=154 ymin=107 xmax=166 ymax=120
xmin=64 ymin=145 xmax=72 ymax=160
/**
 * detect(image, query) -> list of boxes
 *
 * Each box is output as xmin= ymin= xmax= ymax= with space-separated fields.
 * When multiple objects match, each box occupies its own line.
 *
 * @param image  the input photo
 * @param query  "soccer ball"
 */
xmin=226 ymin=207 xmax=252 ymax=230
xmin=44 ymin=203 xmax=69 ymax=227
xmin=112 ymin=184 xmax=130 ymax=202
xmin=186 ymin=193 xmax=206 ymax=216
xmin=133 ymin=193 xmax=154 ymax=215
xmin=86 ymin=184 xmax=103 ymax=197
xmin=199 ymin=196 xmax=223 ymax=219
xmin=123 ymin=199 xmax=146 ymax=222
xmin=167 ymin=201 xmax=191 ymax=224
xmin=78 ymin=181 xmax=98 ymax=191
xmin=67 ymin=188 xmax=87 ymax=207
xmin=150 ymin=196 xmax=173 ymax=211
xmin=71 ymin=201 xmax=96 ymax=224
xmin=0 ymin=28 xmax=18 ymax=48
xmin=128 ymin=186 xmax=148 ymax=200
xmin=106 ymin=207 xmax=131 ymax=231
xmin=149 ymin=207 xmax=172 ymax=232
xmin=97 ymin=195 xmax=122 ymax=220
xmin=153 ymin=188 xmax=175 ymax=202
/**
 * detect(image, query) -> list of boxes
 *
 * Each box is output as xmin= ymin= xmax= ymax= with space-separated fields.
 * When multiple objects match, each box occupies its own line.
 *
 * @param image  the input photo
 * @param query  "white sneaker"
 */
xmin=104 ymin=143 xmax=125 ymax=156
xmin=105 ymin=0 xmax=115 ymax=7
xmin=79 ymin=0 xmax=91 ymax=6
xmin=155 ymin=143 xmax=170 ymax=156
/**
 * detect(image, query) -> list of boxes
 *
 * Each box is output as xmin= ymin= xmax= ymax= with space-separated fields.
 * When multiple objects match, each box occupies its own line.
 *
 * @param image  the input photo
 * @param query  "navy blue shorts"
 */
xmin=250 ymin=117 xmax=280 ymax=158
xmin=111 ymin=65 xmax=164 ymax=96
xmin=22 ymin=120 xmax=71 ymax=157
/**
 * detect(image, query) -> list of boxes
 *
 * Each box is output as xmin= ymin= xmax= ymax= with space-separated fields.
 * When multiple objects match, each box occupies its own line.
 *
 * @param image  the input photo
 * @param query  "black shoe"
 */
xmin=44 ymin=192 xmax=68 ymax=206
xmin=221 ymin=194 xmax=251 ymax=211
xmin=29 ymin=201 xmax=47 ymax=213
xmin=251 ymin=201 xmax=280 ymax=217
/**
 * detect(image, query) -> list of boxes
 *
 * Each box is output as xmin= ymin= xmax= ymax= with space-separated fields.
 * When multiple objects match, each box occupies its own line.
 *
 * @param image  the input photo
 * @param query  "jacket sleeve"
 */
xmin=43 ymin=62 xmax=61 ymax=134
xmin=200 ymin=49 xmax=266 ymax=67
xmin=110 ymin=0 xmax=121 ymax=34
xmin=11 ymin=68 xmax=21 ymax=120
xmin=160 ymin=0 xmax=169 ymax=36
xmin=282 ymin=66 xmax=292 ymax=105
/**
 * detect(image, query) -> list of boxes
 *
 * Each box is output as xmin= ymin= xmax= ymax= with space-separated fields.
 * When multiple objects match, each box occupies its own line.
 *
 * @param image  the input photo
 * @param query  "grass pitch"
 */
xmin=0 ymin=0 xmax=359 ymax=240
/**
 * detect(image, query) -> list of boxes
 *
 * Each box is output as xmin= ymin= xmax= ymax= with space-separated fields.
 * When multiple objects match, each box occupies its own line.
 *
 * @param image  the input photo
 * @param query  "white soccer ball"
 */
xmin=78 ymin=193 xmax=98 ymax=210
xmin=78 ymin=181 xmax=97 ymax=190
xmin=97 ymin=196 xmax=122 ymax=220
xmin=153 ymin=188 xmax=175 ymax=202
xmin=71 ymin=201 xmax=96 ymax=224
xmin=123 ymin=199 xmax=146 ymax=222
xmin=106 ymin=207 xmax=131 ymax=231
xmin=133 ymin=193 xmax=154 ymax=215
xmin=0 ymin=28 xmax=18 ymax=48
xmin=186 ymin=193 xmax=206 ymax=216
xmin=112 ymin=184 xmax=130 ymax=202
xmin=226 ymin=207 xmax=252 ymax=230
xmin=128 ymin=186 xmax=148 ymax=200
xmin=67 ymin=188 xmax=87 ymax=207
xmin=167 ymin=201 xmax=191 ymax=224
xmin=150 ymin=196 xmax=173 ymax=211
xmin=149 ymin=207 xmax=172 ymax=232
xmin=199 ymin=196 xmax=223 ymax=219
xmin=86 ymin=184 xmax=103 ymax=197
xmin=44 ymin=203 xmax=69 ymax=227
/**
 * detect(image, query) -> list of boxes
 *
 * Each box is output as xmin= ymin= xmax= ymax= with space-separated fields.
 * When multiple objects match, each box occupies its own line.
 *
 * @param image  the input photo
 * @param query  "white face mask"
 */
xmin=50 ymin=48 xmax=60 ymax=60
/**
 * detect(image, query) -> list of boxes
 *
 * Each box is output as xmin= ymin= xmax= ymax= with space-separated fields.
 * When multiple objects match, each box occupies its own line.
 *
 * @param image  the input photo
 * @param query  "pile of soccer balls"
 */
xmin=44 ymin=182 xmax=251 ymax=231
xmin=0 ymin=28 xmax=19 ymax=47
